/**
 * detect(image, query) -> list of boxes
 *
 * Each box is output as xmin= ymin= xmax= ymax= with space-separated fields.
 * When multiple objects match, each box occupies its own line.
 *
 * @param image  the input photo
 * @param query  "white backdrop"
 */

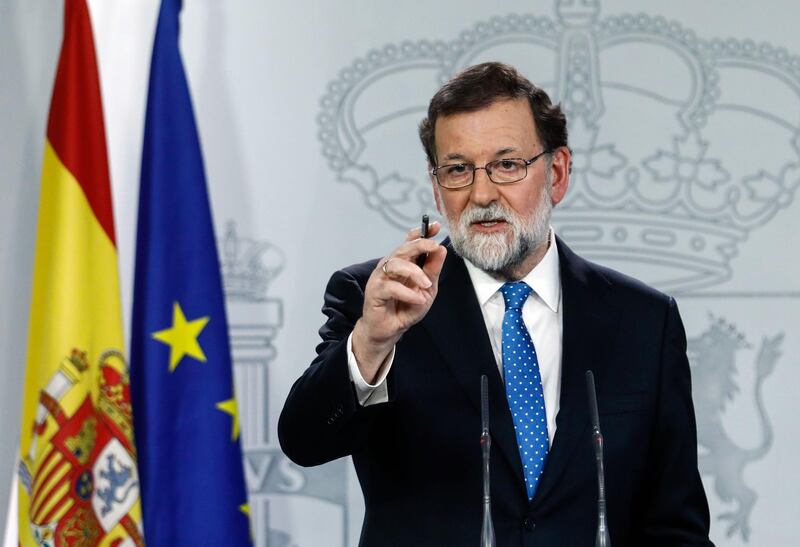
xmin=1 ymin=1 xmax=799 ymax=545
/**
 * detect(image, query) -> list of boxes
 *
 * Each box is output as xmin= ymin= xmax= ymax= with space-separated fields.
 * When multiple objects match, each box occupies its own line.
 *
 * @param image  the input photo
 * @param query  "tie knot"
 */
xmin=500 ymin=281 xmax=532 ymax=311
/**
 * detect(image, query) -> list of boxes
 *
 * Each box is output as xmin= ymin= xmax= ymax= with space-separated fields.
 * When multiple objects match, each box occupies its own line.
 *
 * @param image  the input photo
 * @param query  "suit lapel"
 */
xmin=532 ymin=237 xmax=620 ymax=505
xmin=421 ymin=242 xmax=526 ymax=489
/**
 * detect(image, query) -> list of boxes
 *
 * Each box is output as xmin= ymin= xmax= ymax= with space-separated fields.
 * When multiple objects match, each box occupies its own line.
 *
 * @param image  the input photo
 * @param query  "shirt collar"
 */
xmin=463 ymin=227 xmax=561 ymax=313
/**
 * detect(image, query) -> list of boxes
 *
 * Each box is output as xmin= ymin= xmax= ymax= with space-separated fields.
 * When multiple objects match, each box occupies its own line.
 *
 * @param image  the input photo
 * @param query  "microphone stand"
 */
xmin=480 ymin=375 xmax=496 ymax=547
xmin=585 ymin=370 xmax=611 ymax=547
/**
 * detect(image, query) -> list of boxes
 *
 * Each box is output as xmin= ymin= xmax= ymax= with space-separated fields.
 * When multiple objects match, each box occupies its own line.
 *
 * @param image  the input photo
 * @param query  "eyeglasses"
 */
xmin=431 ymin=150 xmax=551 ymax=189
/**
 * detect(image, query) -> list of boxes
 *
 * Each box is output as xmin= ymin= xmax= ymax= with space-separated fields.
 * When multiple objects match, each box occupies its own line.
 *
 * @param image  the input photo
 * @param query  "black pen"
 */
xmin=416 ymin=214 xmax=429 ymax=267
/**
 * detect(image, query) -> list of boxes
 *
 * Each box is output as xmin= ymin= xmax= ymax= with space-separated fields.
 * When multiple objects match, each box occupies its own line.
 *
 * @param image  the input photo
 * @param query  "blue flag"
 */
xmin=130 ymin=0 xmax=251 ymax=543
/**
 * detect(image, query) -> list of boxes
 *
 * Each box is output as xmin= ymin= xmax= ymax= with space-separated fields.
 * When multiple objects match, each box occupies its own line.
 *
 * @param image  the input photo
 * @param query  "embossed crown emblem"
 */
xmin=317 ymin=0 xmax=800 ymax=291
xmin=219 ymin=221 xmax=284 ymax=301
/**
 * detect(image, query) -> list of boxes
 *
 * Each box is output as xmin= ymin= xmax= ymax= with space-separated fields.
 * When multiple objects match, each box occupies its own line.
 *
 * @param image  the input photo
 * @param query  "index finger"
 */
xmin=405 ymin=220 xmax=442 ymax=242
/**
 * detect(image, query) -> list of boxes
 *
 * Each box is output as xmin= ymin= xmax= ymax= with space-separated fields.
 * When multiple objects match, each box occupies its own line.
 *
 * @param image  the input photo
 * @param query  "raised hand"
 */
xmin=351 ymin=221 xmax=447 ymax=383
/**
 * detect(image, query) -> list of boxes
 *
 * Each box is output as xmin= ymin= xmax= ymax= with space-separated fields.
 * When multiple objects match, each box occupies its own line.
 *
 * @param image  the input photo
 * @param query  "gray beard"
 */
xmin=443 ymin=184 xmax=552 ymax=279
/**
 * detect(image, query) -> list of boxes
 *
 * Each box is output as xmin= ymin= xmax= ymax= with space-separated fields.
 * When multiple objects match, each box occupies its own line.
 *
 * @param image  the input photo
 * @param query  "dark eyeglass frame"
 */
xmin=431 ymin=150 xmax=551 ymax=189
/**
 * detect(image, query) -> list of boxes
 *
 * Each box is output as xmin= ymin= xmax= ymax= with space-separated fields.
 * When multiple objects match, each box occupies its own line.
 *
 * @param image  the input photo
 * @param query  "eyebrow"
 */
xmin=494 ymin=147 xmax=518 ymax=157
xmin=440 ymin=147 xmax=521 ymax=163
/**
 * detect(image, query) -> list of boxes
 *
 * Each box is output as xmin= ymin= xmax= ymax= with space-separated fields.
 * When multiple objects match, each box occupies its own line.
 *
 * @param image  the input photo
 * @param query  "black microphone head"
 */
xmin=480 ymin=374 xmax=489 ymax=434
xmin=585 ymin=370 xmax=601 ymax=432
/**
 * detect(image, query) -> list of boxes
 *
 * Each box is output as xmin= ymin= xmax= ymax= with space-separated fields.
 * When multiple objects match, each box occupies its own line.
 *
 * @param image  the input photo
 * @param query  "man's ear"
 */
xmin=549 ymin=147 xmax=571 ymax=206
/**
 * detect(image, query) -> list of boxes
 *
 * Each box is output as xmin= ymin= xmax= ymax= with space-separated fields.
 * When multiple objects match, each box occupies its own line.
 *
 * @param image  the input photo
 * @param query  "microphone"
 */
xmin=585 ymin=370 xmax=611 ymax=547
xmin=480 ymin=374 xmax=496 ymax=547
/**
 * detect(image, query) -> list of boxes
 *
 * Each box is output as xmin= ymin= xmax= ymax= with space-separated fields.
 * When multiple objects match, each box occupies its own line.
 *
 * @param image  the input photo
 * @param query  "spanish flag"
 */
xmin=16 ymin=0 xmax=143 ymax=545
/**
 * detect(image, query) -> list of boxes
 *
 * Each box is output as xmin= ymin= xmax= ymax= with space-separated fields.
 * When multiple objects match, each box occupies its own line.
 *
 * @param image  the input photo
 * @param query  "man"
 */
xmin=279 ymin=62 xmax=712 ymax=546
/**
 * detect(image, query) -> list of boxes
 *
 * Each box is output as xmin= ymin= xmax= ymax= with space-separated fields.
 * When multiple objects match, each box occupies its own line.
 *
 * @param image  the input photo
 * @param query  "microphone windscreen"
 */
xmin=585 ymin=370 xmax=601 ymax=431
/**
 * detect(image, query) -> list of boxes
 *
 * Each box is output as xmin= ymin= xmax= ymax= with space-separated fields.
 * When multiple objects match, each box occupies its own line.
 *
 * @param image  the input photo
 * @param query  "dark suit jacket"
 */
xmin=279 ymin=237 xmax=712 ymax=546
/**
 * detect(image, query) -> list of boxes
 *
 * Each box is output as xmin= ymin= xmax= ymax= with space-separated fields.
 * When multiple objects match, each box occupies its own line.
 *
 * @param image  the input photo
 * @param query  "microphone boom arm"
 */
xmin=586 ymin=370 xmax=611 ymax=547
xmin=480 ymin=375 xmax=496 ymax=547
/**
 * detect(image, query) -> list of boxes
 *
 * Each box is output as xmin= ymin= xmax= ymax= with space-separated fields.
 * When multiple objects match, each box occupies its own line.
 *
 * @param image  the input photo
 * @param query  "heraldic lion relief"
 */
xmin=688 ymin=318 xmax=781 ymax=541
xmin=18 ymin=349 xmax=142 ymax=546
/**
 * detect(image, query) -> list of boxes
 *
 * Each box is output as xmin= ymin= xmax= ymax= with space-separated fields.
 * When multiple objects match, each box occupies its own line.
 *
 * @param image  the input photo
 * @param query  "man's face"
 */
xmin=430 ymin=97 xmax=570 ymax=277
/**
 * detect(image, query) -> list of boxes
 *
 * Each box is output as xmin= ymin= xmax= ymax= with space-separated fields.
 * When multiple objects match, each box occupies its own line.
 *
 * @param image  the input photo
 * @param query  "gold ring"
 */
xmin=381 ymin=257 xmax=395 ymax=276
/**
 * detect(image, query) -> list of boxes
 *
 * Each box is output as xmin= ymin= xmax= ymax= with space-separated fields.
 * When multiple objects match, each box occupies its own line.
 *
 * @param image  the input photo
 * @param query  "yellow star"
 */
xmin=216 ymin=397 xmax=240 ymax=441
xmin=240 ymin=502 xmax=253 ymax=541
xmin=152 ymin=302 xmax=210 ymax=372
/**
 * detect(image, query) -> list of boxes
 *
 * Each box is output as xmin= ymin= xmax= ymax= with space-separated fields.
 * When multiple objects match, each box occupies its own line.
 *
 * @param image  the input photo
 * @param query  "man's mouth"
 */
xmin=470 ymin=218 xmax=507 ymax=230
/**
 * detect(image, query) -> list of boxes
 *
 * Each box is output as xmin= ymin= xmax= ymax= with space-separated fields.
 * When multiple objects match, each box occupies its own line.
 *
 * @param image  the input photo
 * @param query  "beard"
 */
xmin=441 ymin=182 xmax=552 ymax=278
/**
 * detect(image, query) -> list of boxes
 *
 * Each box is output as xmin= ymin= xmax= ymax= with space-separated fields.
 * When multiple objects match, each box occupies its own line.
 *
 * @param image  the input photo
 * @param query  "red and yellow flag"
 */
xmin=17 ymin=0 xmax=143 ymax=544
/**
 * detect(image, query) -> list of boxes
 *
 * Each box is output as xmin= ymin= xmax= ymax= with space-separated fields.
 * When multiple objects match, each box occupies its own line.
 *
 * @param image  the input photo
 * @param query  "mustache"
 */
xmin=459 ymin=203 xmax=515 ymax=225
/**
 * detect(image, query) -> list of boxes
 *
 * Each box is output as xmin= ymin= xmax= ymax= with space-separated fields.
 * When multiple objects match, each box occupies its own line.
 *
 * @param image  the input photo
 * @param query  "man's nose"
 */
xmin=469 ymin=167 xmax=500 ymax=206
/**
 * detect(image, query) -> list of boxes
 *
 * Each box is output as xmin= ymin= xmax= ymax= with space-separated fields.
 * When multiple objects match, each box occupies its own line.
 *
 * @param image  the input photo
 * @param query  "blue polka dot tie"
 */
xmin=500 ymin=281 xmax=549 ymax=500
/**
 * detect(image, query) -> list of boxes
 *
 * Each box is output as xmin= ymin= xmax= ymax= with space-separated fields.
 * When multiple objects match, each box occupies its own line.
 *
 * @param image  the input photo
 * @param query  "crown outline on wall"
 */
xmin=218 ymin=221 xmax=285 ymax=301
xmin=317 ymin=0 xmax=800 ymax=292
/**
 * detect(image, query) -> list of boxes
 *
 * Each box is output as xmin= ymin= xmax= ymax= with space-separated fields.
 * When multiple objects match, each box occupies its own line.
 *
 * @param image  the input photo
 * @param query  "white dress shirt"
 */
xmin=347 ymin=229 xmax=563 ymax=445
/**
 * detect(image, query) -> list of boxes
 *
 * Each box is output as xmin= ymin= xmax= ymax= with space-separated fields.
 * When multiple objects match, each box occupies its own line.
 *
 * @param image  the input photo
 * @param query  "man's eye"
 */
xmin=445 ymin=164 xmax=468 ymax=175
xmin=497 ymin=159 xmax=519 ymax=171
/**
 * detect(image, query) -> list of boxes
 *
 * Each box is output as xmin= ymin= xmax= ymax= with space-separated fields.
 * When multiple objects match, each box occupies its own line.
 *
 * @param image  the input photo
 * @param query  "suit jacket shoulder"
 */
xmin=556 ymin=235 xmax=678 ymax=320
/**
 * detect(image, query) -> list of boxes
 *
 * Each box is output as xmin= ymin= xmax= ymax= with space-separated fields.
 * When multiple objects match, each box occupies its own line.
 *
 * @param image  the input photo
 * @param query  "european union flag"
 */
xmin=130 ymin=0 xmax=251 ymax=544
